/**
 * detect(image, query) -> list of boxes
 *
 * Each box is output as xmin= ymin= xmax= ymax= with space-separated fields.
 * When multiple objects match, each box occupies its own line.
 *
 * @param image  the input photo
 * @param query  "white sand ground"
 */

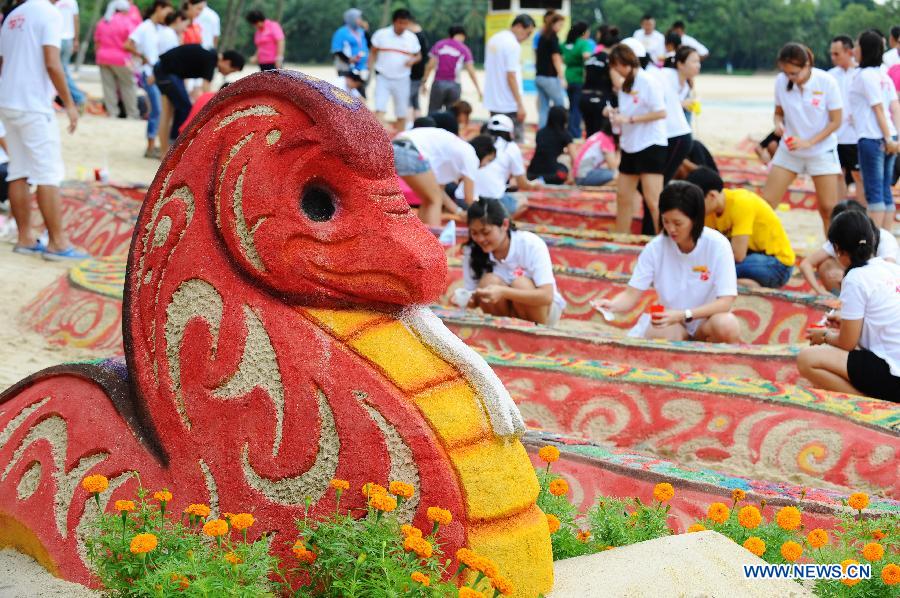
xmin=549 ymin=531 xmax=813 ymax=597
xmin=0 ymin=66 xmax=828 ymax=594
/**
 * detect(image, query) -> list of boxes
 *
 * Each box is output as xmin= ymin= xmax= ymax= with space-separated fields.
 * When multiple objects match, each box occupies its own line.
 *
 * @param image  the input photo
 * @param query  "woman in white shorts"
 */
xmin=460 ymin=198 xmax=565 ymax=326
xmin=761 ymin=43 xmax=842 ymax=231
xmin=593 ymin=181 xmax=741 ymax=343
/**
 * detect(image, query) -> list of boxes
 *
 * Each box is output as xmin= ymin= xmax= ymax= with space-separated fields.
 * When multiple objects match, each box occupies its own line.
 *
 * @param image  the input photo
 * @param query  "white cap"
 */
xmin=487 ymin=114 xmax=515 ymax=133
xmin=620 ymin=37 xmax=647 ymax=58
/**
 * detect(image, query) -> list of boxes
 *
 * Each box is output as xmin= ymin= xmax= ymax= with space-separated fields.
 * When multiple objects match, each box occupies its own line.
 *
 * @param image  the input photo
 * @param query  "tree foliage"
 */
xmin=74 ymin=0 xmax=900 ymax=69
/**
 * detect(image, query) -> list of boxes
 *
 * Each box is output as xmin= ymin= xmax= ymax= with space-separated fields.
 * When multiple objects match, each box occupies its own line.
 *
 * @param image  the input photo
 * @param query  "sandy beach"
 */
xmin=0 ymin=65 xmax=841 ymax=593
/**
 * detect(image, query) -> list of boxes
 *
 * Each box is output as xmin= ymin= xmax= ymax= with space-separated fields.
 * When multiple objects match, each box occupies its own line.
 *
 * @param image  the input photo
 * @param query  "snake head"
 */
xmin=182 ymin=71 xmax=447 ymax=311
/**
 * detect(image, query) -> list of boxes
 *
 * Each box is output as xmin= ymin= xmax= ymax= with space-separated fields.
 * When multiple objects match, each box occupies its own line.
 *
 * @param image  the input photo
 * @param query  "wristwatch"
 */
xmin=684 ymin=309 xmax=694 ymax=323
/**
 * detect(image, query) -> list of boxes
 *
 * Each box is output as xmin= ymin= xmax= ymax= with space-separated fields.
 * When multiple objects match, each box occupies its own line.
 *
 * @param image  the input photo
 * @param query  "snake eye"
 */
xmin=301 ymin=186 xmax=336 ymax=222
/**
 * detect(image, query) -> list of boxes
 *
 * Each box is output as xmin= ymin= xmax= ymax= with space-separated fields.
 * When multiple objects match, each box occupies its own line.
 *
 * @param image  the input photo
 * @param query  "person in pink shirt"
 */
xmin=573 ymin=129 xmax=619 ymax=185
xmin=246 ymin=10 xmax=285 ymax=71
xmin=94 ymin=0 xmax=139 ymax=118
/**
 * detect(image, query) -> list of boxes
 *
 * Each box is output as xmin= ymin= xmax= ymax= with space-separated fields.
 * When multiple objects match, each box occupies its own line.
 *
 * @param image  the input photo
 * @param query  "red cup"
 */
xmin=650 ymin=304 xmax=664 ymax=320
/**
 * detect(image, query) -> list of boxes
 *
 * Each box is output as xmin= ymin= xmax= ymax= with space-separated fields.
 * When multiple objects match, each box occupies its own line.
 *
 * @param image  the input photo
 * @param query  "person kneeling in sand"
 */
xmin=592 ymin=181 xmax=741 ymax=342
xmin=798 ymin=199 xmax=897 ymax=296
xmin=798 ymin=210 xmax=900 ymax=401
xmin=686 ymin=167 xmax=795 ymax=289
xmin=459 ymin=198 xmax=566 ymax=326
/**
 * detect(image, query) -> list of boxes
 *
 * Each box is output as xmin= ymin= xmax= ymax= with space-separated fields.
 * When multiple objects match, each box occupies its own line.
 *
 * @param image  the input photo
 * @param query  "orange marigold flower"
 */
xmin=872 ymin=529 xmax=885 ymax=540
xmin=548 ymin=478 xmax=569 ymax=497
xmin=459 ymin=589 xmax=484 ymax=598
xmin=230 ymin=513 xmax=255 ymax=531
xmin=472 ymin=556 xmax=498 ymax=579
xmin=841 ymin=559 xmax=860 ymax=586
xmin=362 ymin=482 xmax=387 ymax=498
xmin=738 ymin=505 xmax=762 ymax=529
xmin=546 ymin=513 xmax=561 ymax=534
xmin=687 ymin=523 xmax=706 ymax=533
xmin=293 ymin=546 xmax=317 ymax=564
xmin=389 ymin=481 xmax=414 ymax=499
xmin=202 ymin=519 xmax=228 ymax=537
xmin=330 ymin=479 xmax=349 ymax=491
xmin=775 ymin=506 xmax=801 ymax=531
xmin=862 ymin=542 xmax=884 ymax=561
xmin=538 ymin=446 xmax=560 ymax=463
xmin=81 ymin=475 xmax=108 ymax=494
xmin=743 ymin=536 xmax=766 ymax=557
xmin=169 ymin=574 xmax=189 ymax=590
xmin=491 ymin=575 xmax=515 ymax=595
xmin=780 ymin=541 xmax=803 ymax=562
xmin=224 ymin=552 xmax=242 ymax=565
xmin=806 ymin=529 xmax=828 ymax=548
xmin=401 ymin=524 xmax=422 ymax=538
xmin=368 ymin=493 xmax=397 ymax=513
xmin=576 ymin=529 xmax=591 ymax=542
xmin=881 ymin=563 xmax=900 ymax=585
xmin=456 ymin=548 xmax=478 ymax=568
xmin=731 ymin=489 xmax=746 ymax=503
xmin=403 ymin=535 xmax=433 ymax=559
xmin=410 ymin=572 xmax=430 ymax=587
xmin=114 ymin=500 xmax=135 ymax=513
xmin=707 ymin=502 xmax=730 ymax=524
xmin=129 ymin=533 xmax=158 ymax=554
xmin=848 ymin=492 xmax=869 ymax=511
xmin=153 ymin=490 xmax=173 ymax=503
xmin=653 ymin=482 xmax=674 ymax=503
xmin=426 ymin=506 xmax=452 ymax=526
xmin=184 ymin=504 xmax=210 ymax=518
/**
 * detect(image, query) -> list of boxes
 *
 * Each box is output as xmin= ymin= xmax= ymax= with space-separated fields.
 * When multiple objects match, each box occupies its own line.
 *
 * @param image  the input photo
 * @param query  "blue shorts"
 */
xmin=735 ymin=252 xmax=793 ymax=288
xmin=392 ymin=140 xmax=430 ymax=176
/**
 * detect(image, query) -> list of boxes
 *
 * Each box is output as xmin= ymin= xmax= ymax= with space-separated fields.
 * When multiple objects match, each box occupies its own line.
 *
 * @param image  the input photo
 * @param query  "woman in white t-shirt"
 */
xmin=456 ymin=114 xmax=535 ymax=216
xmin=761 ymin=43 xmax=842 ymax=231
xmin=798 ymin=199 xmax=897 ymax=295
xmin=393 ymin=125 xmax=492 ymax=226
xmin=593 ymin=181 xmax=741 ymax=343
xmin=660 ymin=46 xmax=700 ymax=183
xmin=849 ymin=30 xmax=900 ymax=230
xmin=604 ymin=43 xmax=667 ymax=234
xmin=799 ymin=210 xmax=900 ymax=401
xmin=460 ymin=198 xmax=565 ymax=326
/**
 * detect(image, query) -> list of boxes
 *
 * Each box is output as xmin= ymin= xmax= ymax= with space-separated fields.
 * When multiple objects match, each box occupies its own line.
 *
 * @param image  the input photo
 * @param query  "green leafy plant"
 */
xmin=83 ymin=472 xmax=278 ymax=597
xmin=536 ymin=445 xmax=899 ymax=597
xmin=285 ymin=480 xmax=516 ymax=597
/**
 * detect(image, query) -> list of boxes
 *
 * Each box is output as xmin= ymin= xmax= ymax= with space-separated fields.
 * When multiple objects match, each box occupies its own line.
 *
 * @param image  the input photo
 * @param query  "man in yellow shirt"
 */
xmin=686 ymin=167 xmax=795 ymax=288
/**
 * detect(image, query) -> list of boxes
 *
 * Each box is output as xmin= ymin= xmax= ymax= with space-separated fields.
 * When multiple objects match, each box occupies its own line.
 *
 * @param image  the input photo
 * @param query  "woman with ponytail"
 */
xmin=460 ymin=198 xmax=565 ymax=325
xmin=798 ymin=210 xmax=900 ymax=401
xmin=605 ymin=43 xmax=667 ymax=233
xmin=761 ymin=43 xmax=842 ymax=231
xmin=849 ymin=30 xmax=900 ymax=230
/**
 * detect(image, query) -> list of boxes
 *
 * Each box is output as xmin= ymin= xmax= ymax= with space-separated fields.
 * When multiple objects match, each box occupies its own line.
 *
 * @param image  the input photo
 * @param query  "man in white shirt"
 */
xmin=483 ymin=14 xmax=535 ymax=143
xmin=125 ymin=0 xmax=173 ymax=158
xmin=828 ymin=35 xmax=862 ymax=201
xmin=632 ymin=14 xmax=665 ymax=67
xmin=51 ymin=0 xmax=84 ymax=105
xmin=369 ymin=8 xmax=421 ymax=131
xmin=0 ymin=0 xmax=87 ymax=261
xmin=670 ymin=20 xmax=709 ymax=59
xmin=883 ymin=26 xmax=900 ymax=69
xmin=195 ymin=3 xmax=219 ymax=50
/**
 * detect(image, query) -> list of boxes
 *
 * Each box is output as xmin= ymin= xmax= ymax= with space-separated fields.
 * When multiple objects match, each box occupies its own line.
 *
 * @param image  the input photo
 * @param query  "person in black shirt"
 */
xmin=534 ymin=13 xmax=567 ymax=129
xmin=580 ymin=26 xmax=619 ymax=137
xmin=527 ymin=106 xmax=577 ymax=184
xmin=153 ymin=46 xmax=245 ymax=145
xmin=408 ymin=18 xmax=429 ymax=120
